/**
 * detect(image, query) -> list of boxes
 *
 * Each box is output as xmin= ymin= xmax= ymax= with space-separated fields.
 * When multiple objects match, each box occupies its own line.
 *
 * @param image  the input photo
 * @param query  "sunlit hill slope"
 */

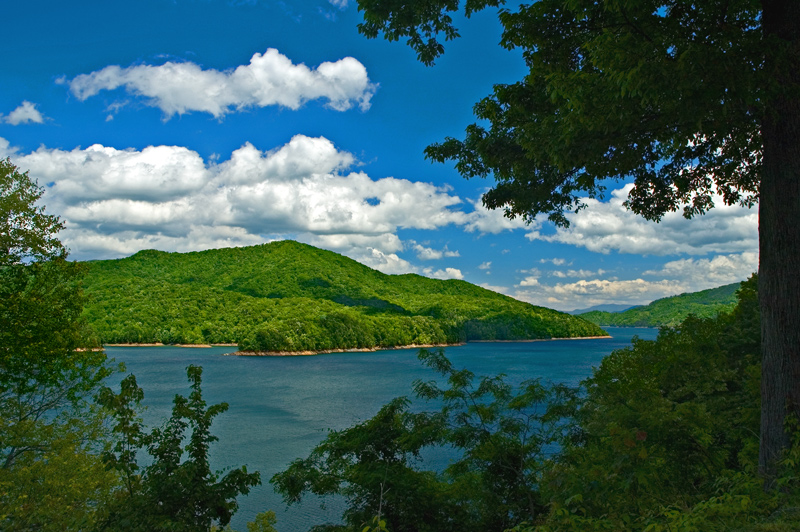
xmin=81 ymin=241 xmax=606 ymax=352
xmin=578 ymin=282 xmax=741 ymax=328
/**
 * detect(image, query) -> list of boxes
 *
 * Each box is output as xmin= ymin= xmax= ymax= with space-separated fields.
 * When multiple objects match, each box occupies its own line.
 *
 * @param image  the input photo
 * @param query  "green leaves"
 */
xmin=0 ymin=158 xmax=65 ymax=265
xmin=272 ymin=348 xmax=579 ymax=532
xmin=0 ymin=159 xmax=114 ymax=531
xmin=98 ymin=365 xmax=261 ymax=532
xmin=579 ymin=281 xmax=741 ymax=328
xmin=535 ymin=277 xmax=765 ymax=531
xmin=359 ymin=0 xmax=765 ymax=223
xmin=267 ymin=277 xmax=792 ymax=531
xmin=1 ymin=159 xmax=266 ymax=530
xmin=362 ymin=515 xmax=389 ymax=532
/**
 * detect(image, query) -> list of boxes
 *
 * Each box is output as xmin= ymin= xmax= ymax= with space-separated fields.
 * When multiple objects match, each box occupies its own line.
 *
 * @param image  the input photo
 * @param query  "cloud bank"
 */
xmin=527 ymin=184 xmax=758 ymax=256
xmin=65 ymin=48 xmax=376 ymax=118
xmin=2 ymin=133 xmax=760 ymax=299
xmin=3 ymin=135 xmax=470 ymax=274
xmin=513 ymin=251 xmax=758 ymax=311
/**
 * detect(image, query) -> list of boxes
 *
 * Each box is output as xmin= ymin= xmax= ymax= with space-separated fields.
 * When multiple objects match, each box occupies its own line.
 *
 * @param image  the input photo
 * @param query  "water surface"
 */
xmin=106 ymin=327 xmax=658 ymax=531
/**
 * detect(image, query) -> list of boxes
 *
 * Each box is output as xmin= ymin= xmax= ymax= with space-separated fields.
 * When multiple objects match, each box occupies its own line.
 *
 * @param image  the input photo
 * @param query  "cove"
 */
xmin=105 ymin=326 xmax=659 ymax=531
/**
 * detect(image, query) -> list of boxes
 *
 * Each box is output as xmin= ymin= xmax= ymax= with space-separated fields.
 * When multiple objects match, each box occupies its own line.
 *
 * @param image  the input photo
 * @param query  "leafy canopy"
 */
xmin=0 ymin=159 xmax=267 ymax=531
xmin=357 ymin=0 xmax=764 ymax=226
xmin=0 ymin=159 xmax=113 ymax=530
xmin=579 ymin=281 xmax=740 ymax=327
xmin=0 ymin=157 xmax=65 ymax=265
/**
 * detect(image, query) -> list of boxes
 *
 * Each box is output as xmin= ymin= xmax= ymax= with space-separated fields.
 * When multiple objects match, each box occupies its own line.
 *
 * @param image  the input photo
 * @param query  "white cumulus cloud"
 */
xmin=512 ymin=252 xmax=755 ymax=311
xmin=550 ymin=268 xmax=607 ymax=278
xmin=514 ymin=278 xmax=686 ymax=311
xmin=412 ymin=242 xmax=460 ymax=260
xmin=356 ymin=247 xmax=417 ymax=275
xmin=527 ymin=184 xmax=758 ymax=256
xmin=21 ymin=143 xmax=210 ymax=202
xmin=642 ymin=252 xmax=758 ymax=285
xmin=478 ymin=283 xmax=510 ymax=295
xmin=3 ymin=101 xmax=45 ymax=125
xmin=4 ymin=135 xmax=469 ymax=267
xmin=65 ymin=48 xmax=376 ymax=118
xmin=304 ymin=233 xmax=418 ymax=274
xmin=423 ymin=267 xmax=464 ymax=280
xmin=463 ymin=200 xmax=529 ymax=234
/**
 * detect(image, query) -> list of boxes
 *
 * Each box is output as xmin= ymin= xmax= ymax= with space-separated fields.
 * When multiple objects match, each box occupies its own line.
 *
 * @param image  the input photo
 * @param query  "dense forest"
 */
xmin=578 ymin=282 xmax=740 ymax=327
xmin=80 ymin=241 xmax=605 ymax=351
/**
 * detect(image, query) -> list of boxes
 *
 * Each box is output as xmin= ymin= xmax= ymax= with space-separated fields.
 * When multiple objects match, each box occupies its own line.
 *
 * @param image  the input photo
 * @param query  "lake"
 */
xmin=105 ymin=327 xmax=659 ymax=531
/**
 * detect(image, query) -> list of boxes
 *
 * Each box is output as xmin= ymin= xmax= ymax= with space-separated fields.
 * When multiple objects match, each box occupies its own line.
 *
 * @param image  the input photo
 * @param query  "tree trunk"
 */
xmin=758 ymin=0 xmax=800 ymax=482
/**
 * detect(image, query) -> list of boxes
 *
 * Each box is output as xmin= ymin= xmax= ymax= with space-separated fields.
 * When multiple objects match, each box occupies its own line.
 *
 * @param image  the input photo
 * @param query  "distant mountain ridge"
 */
xmin=577 ymin=282 xmax=742 ymax=328
xmin=566 ymin=303 xmax=642 ymax=315
xmin=80 ymin=241 xmax=605 ymax=353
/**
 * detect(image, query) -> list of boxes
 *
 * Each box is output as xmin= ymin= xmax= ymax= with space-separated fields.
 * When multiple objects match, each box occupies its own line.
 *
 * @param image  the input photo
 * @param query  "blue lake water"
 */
xmin=105 ymin=327 xmax=659 ymax=531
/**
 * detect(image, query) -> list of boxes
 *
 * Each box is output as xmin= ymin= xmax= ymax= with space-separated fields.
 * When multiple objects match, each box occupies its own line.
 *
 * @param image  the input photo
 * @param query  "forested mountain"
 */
xmin=80 ymin=241 xmax=604 ymax=352
xmin=578 ymin=282 xmax=741 ymax=327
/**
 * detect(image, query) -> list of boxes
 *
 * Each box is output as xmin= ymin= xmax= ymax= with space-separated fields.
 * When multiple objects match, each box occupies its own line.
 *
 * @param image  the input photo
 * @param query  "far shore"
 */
xmin=232 ymin=335 xmax=613 ymax=357
xmin=470 ymin=335 xmax=612 ymax=342
xmin=104 ymin=343 xmax=238 ymax=348
xmin=232 ymin=342 xmax=464 ymax=357
xmin=102 ymin=335 xmax=613 ymax=356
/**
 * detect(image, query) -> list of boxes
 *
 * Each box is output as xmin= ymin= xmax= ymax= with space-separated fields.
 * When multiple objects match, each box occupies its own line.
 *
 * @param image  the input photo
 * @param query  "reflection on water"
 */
xmin=105 ymin=327 xmax=658 ymax=531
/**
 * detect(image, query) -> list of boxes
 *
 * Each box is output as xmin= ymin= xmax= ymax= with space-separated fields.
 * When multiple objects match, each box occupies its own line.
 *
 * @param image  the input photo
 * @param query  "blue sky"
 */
xmin=1 ymin=0 xmax=757 ymax=311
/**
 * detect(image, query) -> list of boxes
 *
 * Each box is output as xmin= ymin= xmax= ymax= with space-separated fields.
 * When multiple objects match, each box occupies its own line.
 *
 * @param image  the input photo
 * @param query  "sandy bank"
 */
xmin=231 ymin=342 xmax=464 ymax=357
xmin=230 ymin=335 xmax=612 ymax=356
xmin=470 ymin=335 xmax=612 ymax=342
xmin=105 ymin=343 xmax=164 ymax=347
xmin=104 ymin=343 xmax=238 ymax=348
xmin=103 ymin=336 xmax=611 ymax=355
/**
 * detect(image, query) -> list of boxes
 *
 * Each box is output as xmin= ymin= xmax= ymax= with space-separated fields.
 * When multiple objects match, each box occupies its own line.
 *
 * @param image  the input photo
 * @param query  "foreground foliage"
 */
xmin=273 ymin=349 xmax=576 ymax=532
xmin=0 ymin=159 xmax=114 ymax=531
xmin=80 ymin=241 xmax=604 ymax=350
xmin=96 ymin=365 xmax=261 ymax=531
xmin=274 ymin=276 xmax=800 ymax=531
xmin=1 ymin=159 xmax=263 ymax=530
xmin=578 ymin=281 xmax=740 ymax=327
xmin=535 ymin=275 xmax=763 ymax=531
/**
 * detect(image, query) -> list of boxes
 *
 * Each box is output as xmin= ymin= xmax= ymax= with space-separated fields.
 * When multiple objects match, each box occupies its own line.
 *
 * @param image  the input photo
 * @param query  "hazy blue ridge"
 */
xmin=577 ymin=282 xmax=741 ymax=327
xmin=566 ymin=303 xmax=642 ymax=315
xmin=79 ymin=241 xmax=606 ymax=352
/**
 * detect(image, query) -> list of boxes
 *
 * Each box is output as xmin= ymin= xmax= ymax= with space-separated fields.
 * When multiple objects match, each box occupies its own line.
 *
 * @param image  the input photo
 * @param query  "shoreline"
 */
xmin=231 ymin=342 xmax=464 ymax=357
xmin=102 ymin=335 xmax=613 ymax=356
xmin=231 ymin=335 xmax=613 ymax=356
xmin=470 ymin=335 xmax=612 ymax=343
xmin=104 ymin=343 xmax=238 ymax=348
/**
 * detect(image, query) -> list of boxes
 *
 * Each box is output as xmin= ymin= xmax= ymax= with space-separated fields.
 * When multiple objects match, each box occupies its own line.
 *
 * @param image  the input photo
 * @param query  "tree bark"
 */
xmin=758 ymin=0 xmax=800 ymax=482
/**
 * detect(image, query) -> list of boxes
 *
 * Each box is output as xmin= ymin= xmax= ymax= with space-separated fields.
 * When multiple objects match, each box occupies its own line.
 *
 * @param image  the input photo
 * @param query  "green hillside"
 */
xmin=80 ymin=241 xmax=605 ymax=352
xmin=578 ymin=282 xmax=741 ymax=327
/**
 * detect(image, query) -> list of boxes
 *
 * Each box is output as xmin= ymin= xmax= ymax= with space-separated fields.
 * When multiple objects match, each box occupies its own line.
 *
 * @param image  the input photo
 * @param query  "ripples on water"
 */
xmin=105 ymin=327 xmax=659 ymax=531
